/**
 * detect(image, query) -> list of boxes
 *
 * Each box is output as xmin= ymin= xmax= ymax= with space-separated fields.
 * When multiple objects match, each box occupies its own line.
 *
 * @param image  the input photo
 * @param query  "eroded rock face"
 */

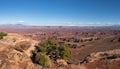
xmin=0 ymin=46 xmax=43 ymax=69
xmin=87 ymin=49 xmax=120 ymax=62
xmin=56 ymin=59 xmax=67 ymax=66
xmin=0 ymin=33 xmax=40 ymax=69
xmin=79 ymin=49 xmax=120 ymax=69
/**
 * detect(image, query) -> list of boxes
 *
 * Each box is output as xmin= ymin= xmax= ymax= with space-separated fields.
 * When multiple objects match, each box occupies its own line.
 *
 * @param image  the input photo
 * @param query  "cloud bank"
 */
xmin=0 ymin=21 xmax=120 ymax=26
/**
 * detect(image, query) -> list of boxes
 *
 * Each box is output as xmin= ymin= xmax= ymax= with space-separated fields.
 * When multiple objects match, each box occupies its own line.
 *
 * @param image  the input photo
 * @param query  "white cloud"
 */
xmin=16 ymin=20 xmax=25 ymax=23
xmin=0 ymin=20 xmax=25 ymax=24
xmin=0 ymin=20 xmax=120 ymax=26
xmin=60 ymin=21 xmax=120 ymax=26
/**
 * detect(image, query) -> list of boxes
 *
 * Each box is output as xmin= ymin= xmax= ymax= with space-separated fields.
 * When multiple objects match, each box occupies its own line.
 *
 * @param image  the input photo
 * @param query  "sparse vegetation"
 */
xmin=15 ymin=41 xmax=31 ymax=52
xmin=35 ymin=52 xmax=51 ymax=67
xmin=32 ymin=37 xmax=72 ymax=67
xmin=1 ymin=27 xmax=120 ymax=69
xmin=0 ymin=32 xmax=7 ymax=39
xmin=59 ymin=43 xmax=71 ymax=61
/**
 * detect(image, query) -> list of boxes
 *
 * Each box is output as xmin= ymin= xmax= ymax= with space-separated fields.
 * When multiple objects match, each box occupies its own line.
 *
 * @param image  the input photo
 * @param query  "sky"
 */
xmin=0 ymin=0 xmax=120 ymax=26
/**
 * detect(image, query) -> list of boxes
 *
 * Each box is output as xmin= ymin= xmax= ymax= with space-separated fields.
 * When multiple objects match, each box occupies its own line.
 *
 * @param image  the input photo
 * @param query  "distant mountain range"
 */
xmin=0 ymin=24 xmax=120 ymax=27
xmin=0 ymin=24 xmax=27 ymax=26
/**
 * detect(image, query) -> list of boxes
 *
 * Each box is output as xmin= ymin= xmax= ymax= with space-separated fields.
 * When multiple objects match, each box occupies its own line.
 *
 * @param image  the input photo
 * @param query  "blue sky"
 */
xmin=0 ymin=0 xmax=120 ymax=26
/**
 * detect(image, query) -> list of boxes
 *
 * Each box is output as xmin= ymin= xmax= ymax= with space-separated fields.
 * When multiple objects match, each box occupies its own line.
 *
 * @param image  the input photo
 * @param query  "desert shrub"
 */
xmin=59 ymin=44 xmax=72 ymax=61
xmin=47 ymin=45 xmax=60 ymax=61
xmin=0 ymin=32 xmax=7 ymax=36
xmin=37 ymin=37 xmax=57 ymax=52
xmin=47 ymin=37 xmax=57 ymax=45
xmin=32 ymin=37 xmax=72 ymax=67
xmin=15 ymin=41 xmax=31 ymax=52
xmin=37 ymin=37 xmax=71 ymax=61
xmin=0 ymin=36 xmax=3 ymax=39
xmin=37 ymin=41 xmax=47 ymax=53
xmin=35 ymin=52 xmax=51 ymax=67
xmin=0 ymin=32 xmax=7 ymax=39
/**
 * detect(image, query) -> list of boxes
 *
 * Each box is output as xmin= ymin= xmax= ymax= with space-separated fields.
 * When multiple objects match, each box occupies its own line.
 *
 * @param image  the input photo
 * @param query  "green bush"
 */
xmin=47 ymin=37 xmax=57 ymax=45
xmin=59 ymin=44 xmax=72 ymax=61
xmin=47 ymin=45 xmax=60 ymax=61
xmin=35 ymin=52 xmax=51 ymax=67
xmin=33 ymin=37 xmax=72 ymax=67
xmin=0 ymin=32 xmax=7 ymax=39
xmin=0 ymin=32 xmax=7 ymax=36
xmin=37 ymin=37 xmax=71 ymax=61
xmin=37 ymin=41 xmax=47 ymax=53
